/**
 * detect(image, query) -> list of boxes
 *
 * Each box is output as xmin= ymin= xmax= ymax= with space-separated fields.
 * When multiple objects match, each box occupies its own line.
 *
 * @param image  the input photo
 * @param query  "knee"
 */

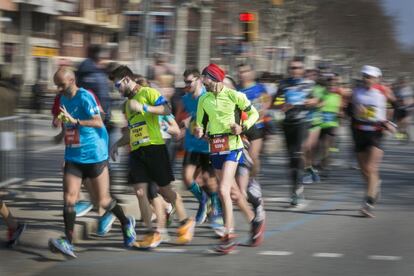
xmin=159 ymin=187 xmax=178 ymax=203
xmin=135 ymin=187 xmax=147 ymax=198
xmin=64 ymin=192 xmax=78 ymax=206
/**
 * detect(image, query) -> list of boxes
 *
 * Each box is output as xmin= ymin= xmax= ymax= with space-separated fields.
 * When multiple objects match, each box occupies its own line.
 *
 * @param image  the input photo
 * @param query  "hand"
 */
xmin=128 ymin=100 xmax=144 ymax=113
xmin=182 ymin=117 xmax=191 ymax=129
xmin=304 ymin=98 xmax=319 ymax=107
xmin=281 ymin=103 xmax=293 ymax=113
xmin=230 ymin=123 xmax=243 ymax=135
xmin=59 ymin=106 xmax=76 ymax=124
xmin=194 ymin=127 xmax=204 ymax=139
xmin=110 ymin=144 xmax=119 ymax=161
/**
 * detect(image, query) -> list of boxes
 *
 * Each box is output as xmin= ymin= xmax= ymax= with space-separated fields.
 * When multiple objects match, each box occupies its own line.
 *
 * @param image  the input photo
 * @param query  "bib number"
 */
xmin=358 ymin=105 xmax=377 ymax=121
xmin=209 ymin=134 xmax=230 ymax=153
xmin=130 ymin=122 xmax=150 ymax=146
xmin=65 ymin=127 xmax=80 ymax=146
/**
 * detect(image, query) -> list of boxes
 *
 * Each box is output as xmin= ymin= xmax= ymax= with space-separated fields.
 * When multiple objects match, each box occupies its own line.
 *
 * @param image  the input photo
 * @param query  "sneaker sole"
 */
xmin=75 ymin=204 xmax=94 ymax=218
xmin=360 ymin=209 xmax=375 ymax=218
xmin=48 ymin=239 xmax=77 ymax=258
xmin=251 ymin=222 xmax=266 ymax=247
xmin=214 ymin=243 xmax=238 ymax=255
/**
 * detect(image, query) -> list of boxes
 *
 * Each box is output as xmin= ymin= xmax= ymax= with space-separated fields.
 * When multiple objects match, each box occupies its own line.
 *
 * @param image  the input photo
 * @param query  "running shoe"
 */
xmin=48 ymin=237 xmax=76 ymax=258
xmin=360 ymin=202 xmax=375 ymax=218
xmin=122 ymin=216 xmax=136 ymax=247
xmin=74 ymin=201 xmax=93 ymax=217
xmin=133 ymin=232 xmax=162 ymax=249
xmin=96 ymin=212 xmax=116 ymax=236
xmin=310 ymin=167 xmax=321 ymax=183
xmin=195 ymin=194 xmax=209 ymax=225
xmin=7 ymin=223 xmax=26 ymax=248
xmin=301 ymin=172 xmax=313 ymax=184
xmin=176 ymin=218 xmax=195 ymax=244
xmin=290 ymin=193 xmax=305 ymax=207
xmin=250 ymin=219 xmax=265 ymax=247
xmin=214 ymin=234 xmax=238 ymax=254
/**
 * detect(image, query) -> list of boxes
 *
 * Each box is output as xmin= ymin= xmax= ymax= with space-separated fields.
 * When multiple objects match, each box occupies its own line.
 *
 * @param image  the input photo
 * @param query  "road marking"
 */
xmin=263 ymin=197 xmax=291 ymax=203
xmin=368 ymin=255 xmax=402 ymax=261
xmin=258 ymin=251 xmax=293 ymax=256
xmin=98 ymin=247 xmax=126 ymax=252
xmin=154 ymin=248 xmax=188 ymax=253
xmin=312 ymin=253 xmax=344 ymax=258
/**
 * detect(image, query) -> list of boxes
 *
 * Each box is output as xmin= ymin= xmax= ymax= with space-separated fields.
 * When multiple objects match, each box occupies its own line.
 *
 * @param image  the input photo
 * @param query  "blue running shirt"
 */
xmin=60 ymin=88 xmax=109 ymax=163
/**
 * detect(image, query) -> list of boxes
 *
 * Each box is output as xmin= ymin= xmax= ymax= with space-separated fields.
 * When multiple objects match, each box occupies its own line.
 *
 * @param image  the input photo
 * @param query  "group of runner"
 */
xmin=1 ymin=56 xmax=411 ymax=257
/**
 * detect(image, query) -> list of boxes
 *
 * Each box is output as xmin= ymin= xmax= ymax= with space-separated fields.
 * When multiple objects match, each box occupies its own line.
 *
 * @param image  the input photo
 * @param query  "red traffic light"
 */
xmin=239 ymin=13 xmax=255 ymax=22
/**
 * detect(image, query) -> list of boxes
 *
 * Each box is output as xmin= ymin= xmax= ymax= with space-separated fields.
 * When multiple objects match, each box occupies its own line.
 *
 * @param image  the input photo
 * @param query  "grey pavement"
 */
xmin=0 ymin=119 xmax=414 ymax=276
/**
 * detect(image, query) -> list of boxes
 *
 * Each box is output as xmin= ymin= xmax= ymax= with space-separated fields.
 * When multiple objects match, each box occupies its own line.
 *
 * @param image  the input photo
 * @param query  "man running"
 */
xmin=195 ymin=64 xmax=260 ymax=254
xmin=273 ymin=57 xmax=318 ymax=206
xmin=350 ymin=65 xmax=396 ymax=218
xmin=109 ymin=65 xmax=195 ymax=248
xmin=48 ymin=68 xmax=136 ymax=258
xmin=181 ymin=68 xmax=222 ymax=227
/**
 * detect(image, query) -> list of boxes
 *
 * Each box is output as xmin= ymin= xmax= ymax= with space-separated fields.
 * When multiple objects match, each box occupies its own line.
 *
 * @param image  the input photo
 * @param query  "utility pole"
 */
xmin=141 ymin=0 xmax=151 ymax=75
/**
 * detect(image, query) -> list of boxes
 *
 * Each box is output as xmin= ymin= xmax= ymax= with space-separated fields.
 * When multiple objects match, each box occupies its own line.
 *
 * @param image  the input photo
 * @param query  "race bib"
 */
xmin=65 ymin=127 xmax=80 ymax=147
xmin=209 ymin=134 xmax=230 ymax=153
xmin=285 ymin=90 xmax=306 ymax=105
xmin=130 ymin=121 xmax=150 ymax=146
xmin=358 ymin=105 xmax=377 ymax=121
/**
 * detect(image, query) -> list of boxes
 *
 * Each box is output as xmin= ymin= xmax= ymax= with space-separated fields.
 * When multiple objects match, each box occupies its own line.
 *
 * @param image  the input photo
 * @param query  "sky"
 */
xmin=381 ymin=0 xmax=414 ymax=49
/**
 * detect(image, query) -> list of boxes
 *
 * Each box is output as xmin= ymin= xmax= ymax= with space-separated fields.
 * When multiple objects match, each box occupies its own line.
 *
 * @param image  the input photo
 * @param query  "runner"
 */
xmin=181 ymin=68 xmax=223 ymax=227
xmin=350 ymin=65 xmax=396 ymax=218
xmin=48 ymin=68 xmax=136 ymax=258
xmin=109 ymin=65 xmax=195 ymax=248
xmin=195 ymin=64 xmax=260 ymax=254
xmin=224 ymin=75 xmax=266 ymax=246
xmin=273 ymin=58 xmax=317 ymax=206
xmin=393 ymin=76 xmax=413 ymax=142
xmin=317 ymin=73 xmax=350 ymax=173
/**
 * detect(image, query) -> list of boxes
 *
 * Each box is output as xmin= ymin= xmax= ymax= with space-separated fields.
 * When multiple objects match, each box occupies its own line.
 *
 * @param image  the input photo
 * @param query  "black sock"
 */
xmin=366 ymin=196 xmax=375 ymax=205
xmin=63 ymin=205 xmax=76 ymax=243
xmin=109 ymin=204 xmax=129 ymax=226
xmin=179 ymin=218 xmax=189 ymax=226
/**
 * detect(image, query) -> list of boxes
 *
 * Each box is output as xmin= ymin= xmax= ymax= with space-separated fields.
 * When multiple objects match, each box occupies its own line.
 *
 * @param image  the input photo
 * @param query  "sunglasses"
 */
xmin=115 ymin=77 xmax=126 ymax=89
xmin=184 ymin=78 xmax=197 ymax=85
xmin=289 ymin=66 xmax=303 ymax=70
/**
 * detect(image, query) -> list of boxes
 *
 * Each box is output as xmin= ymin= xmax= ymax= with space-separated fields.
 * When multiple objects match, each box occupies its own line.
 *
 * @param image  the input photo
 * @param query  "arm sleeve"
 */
xmin=196 ymin=97 xmax=206 ymax=128
xmin=232 ymin=90 xmax=259 ymax=129
xmin=147 ymin=87 xmax=168 ymax=106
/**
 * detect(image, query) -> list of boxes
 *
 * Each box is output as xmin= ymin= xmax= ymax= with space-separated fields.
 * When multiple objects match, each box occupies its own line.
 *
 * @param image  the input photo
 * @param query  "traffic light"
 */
xmin=239 ymin=12 xmax=258 ymax=42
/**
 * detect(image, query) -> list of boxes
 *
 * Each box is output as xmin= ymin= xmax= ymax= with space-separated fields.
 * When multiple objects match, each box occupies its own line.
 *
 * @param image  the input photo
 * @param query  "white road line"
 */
xmin=258 ymin=251 xmax=293 ymax=256
xmin=312 ymin=253 xmax=344 ymax=258
xmin=154 ymin=248 xmax=188 ymax=253
xmin=263 ymin=197 xmax=291 ymax=203
xmin=368 ymin=255 xmax=402 ymax=261
xmin=98 ymin=247 xmax=126 ymax=252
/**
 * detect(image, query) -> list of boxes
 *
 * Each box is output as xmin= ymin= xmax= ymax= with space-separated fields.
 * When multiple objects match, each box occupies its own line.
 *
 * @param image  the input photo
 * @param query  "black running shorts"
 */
xmin=182 ymin=151 xmax=214 ymax=175
xmin=352 ymin=128 xmax=383 ymax=152
xmin=128 ymin=144 xmax=175 ymax=187
xmin=64 ymin=160 xmax=108 ymax=179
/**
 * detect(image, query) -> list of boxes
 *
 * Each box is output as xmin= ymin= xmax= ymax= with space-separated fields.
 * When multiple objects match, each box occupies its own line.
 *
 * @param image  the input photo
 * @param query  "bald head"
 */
xmin=54 ymin=67 xmax=77 ymax=95
xmin=54 ymin=67 xmax=75 ymax=82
